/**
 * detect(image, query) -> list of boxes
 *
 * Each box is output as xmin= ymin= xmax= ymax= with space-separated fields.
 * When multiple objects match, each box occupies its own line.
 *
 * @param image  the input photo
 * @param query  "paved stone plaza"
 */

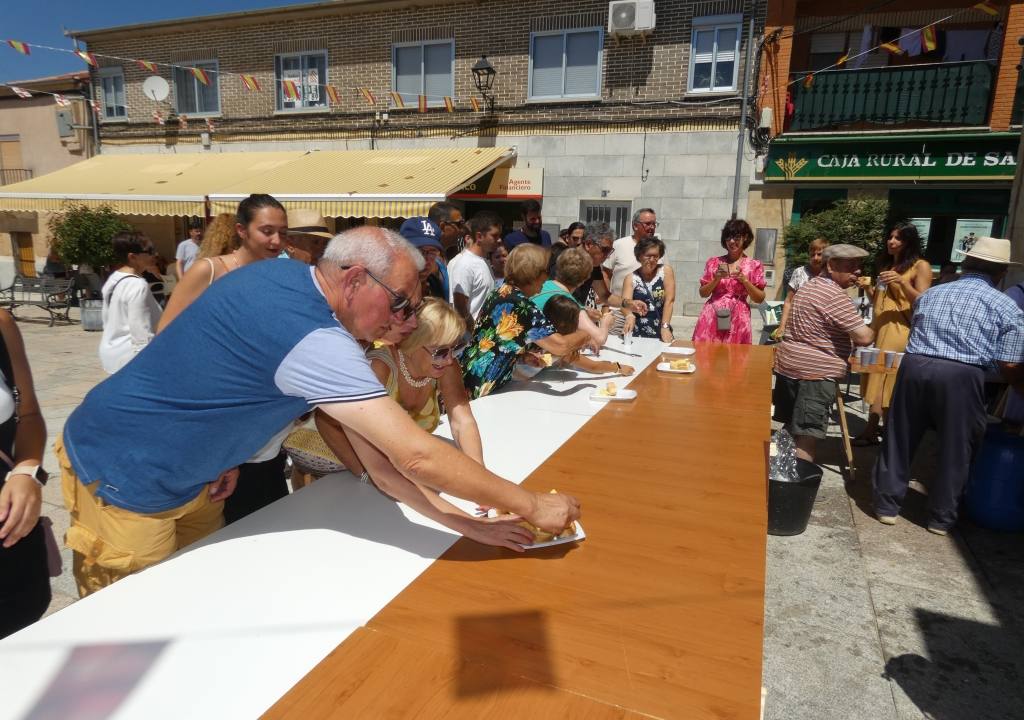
xmin=13 ymin=308 xmax=1024 ymax=720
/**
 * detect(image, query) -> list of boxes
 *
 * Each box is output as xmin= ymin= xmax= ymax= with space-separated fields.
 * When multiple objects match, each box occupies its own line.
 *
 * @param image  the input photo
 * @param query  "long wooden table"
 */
xmin=265 ymin=342 xmax=773 ymax=719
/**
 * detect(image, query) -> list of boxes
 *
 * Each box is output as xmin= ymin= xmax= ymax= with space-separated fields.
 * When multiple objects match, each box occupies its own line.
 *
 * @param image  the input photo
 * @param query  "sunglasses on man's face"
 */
xmin=346 ymin=265 xmax=418 ymax=320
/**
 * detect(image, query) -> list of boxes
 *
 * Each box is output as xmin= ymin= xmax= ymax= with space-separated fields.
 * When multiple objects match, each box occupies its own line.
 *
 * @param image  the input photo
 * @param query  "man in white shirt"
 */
xmin=602 ymin=208 xmax=659 ymax=308
xmin=175 ymin=220 xmax=202 ymax=278
xmin=448 ymin=211 xmax=501 ymax=332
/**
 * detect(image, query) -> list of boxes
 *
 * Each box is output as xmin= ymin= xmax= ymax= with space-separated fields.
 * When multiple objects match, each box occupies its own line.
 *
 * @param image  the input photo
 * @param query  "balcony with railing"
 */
xmin=0 ymin=168 xmax=32 ymax=186
xmin=787 ymin=60 xmax=994 ymax=132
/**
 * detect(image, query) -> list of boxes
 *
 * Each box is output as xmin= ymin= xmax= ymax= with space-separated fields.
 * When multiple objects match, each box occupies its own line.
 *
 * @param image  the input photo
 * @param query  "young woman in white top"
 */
xmin=98 ymin=233 xmax=163 ymax=374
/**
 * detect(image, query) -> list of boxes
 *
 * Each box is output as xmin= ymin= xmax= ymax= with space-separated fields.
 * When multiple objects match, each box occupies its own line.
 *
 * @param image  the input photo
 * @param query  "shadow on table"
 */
xmin=502 ymin=380 xmax=599 ymax=398
xmin=884 ymin=608 xmax=1024 ymax=720
xmin=454 ymin=610 xmax=556 ymax=697
xmin=17 ymin=640 xmax=167 ymax=720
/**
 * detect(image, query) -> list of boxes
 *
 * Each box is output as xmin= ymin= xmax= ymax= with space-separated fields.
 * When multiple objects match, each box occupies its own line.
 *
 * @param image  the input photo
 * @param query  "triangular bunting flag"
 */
xmin=282 ymin=80 xmax=300 ymax=101
xmin=10 ymin=86 xmax=32 ymax=99
xmin=205 ymin=117 xmax=215 ymax=133
xmin=53 ymin=94 xmax=70 ymax=107
xmin=6 ymin=40 xmax=30 ymax=56
xmin=358 ymin=87 xmax=376 ymax=106
xmin=973 ymin=0 xmax=999 ymax=16
xmin=802 ymin=73 xmax=814 ymax=89
xmin=137 ymin=60 xmax=158 ymax=73
xmin=190 ymin=67 xmax=211 ymax=86
xmin=75 ymin=49 xmax=98 ymax=67
xmin=89 ymin=99 xmax=101 ymax=114
xmin=879 ymin=42 xmax=904 ymax=55
xmin=153 ymin=110 xmax=165 ymax=125
xmin=326 ymin=85 xmax=340 ymax=105
xmin=418 ymin=95 xmax=428 ymax=113
xmin=178 ymin=115 xmax=188 ymax=130
xmin=922 ymin=27 xmax=938 ymax=52
xmin=389 ymin=91 xmax=405 ymax=109
xmin=836 ymin=49 xmax=849 ymax=67
xmin=240 ymin=74 xmax=260 ymax=91
xmin=470 ymin=97 xmax=481 ymax=112
xmin=443 ymin=96 xmax=455 ymax=112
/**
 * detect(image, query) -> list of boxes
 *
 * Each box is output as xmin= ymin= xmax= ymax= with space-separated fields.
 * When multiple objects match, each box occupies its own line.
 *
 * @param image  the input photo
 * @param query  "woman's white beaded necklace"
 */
xmin=397 ymin=349 xmax=433 ymax=388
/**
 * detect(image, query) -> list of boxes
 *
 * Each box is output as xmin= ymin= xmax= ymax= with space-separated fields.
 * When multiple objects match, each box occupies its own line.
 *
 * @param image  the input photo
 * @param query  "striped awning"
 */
xmin=0 ymin=147 xmax=514 ymax=219
xmin=207 ymin=147 xmax=514 ymax=218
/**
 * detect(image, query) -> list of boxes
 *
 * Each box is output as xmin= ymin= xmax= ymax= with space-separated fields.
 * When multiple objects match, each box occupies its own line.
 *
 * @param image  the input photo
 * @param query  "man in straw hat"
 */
xmin=773 ymin=244 xmax=875 ymax=465
xmin=283 ymin=208 xmax=332 ymax=264
xmin=873 ymin=237 xmax=1024 ymax=535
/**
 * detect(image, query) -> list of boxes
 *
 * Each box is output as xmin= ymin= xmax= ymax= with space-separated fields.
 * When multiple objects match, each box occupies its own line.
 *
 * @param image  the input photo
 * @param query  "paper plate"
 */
xmin=657 ymin=361 xmax=696 ymax=374
xmin=590 ymin=388 xmax=637 ymax=402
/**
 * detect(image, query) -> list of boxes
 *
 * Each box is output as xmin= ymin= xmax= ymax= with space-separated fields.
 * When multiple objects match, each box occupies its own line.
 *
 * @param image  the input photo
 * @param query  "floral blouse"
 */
xmin=461 ymin=284 xmax=555 ymax=399
xmin=630 ymin=267 xmax=667 ymax=338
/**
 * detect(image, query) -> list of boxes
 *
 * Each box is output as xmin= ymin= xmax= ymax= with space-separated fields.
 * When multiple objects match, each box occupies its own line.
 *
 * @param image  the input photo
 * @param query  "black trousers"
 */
xmin=0 ymin=521 xmax=51 ymax=639
xmin=223 ymin=453 xmax=289 ymax=525
xmin=872 ymin=353 xmax=987 ymax=530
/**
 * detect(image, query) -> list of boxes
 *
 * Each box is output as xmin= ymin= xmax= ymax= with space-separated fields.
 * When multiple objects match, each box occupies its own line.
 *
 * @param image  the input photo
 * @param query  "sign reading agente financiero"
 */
xmin=765 ymin=135 xmax=1019 ymax=182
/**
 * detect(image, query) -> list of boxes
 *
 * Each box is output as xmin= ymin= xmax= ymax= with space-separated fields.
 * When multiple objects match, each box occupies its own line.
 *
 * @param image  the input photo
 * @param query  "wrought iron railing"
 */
xmin=788 ymin=60 xmax=994 ymax=131
xmin=0 ymin=168 xmax=32 ymax=186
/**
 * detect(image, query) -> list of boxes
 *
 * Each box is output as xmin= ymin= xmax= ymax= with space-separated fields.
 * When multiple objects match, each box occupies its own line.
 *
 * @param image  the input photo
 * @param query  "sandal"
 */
xmin=851 ymin=434 xmax=881 ymax=447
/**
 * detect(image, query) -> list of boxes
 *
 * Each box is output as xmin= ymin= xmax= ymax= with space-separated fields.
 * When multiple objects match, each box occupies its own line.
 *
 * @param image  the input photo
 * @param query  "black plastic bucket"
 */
xmin=768 ymin=458 xmax=823 ymax=536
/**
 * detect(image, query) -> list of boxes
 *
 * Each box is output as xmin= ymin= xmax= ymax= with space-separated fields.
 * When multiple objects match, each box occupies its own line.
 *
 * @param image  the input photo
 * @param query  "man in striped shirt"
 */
xmin=773 ymin=244 xmax=875 ymax=464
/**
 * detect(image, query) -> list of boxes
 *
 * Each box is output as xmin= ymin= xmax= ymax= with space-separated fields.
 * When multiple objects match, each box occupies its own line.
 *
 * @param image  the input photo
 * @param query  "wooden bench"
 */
xmin=0 ymin=276 xmax=75 ymax=326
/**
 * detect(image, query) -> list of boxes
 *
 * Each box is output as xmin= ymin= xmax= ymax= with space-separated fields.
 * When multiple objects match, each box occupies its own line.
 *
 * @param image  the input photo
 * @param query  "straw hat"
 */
xmin=288 ymin=208 xmax=332 ymax=239
xmin=964 ymin=237 xmax=1018 ymax=265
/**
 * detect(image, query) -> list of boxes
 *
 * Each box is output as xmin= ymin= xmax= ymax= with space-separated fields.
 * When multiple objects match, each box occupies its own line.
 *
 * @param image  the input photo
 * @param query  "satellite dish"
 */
xmin=143 ymin=76 xmax=169 ymax=102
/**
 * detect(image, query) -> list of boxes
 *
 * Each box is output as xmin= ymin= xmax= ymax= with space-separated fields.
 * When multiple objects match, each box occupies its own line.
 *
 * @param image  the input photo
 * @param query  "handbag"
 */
xmin=282 ymin=427 xmax=347 ymax=477
xmin=715 ymin=305 xmax=732 ymax=332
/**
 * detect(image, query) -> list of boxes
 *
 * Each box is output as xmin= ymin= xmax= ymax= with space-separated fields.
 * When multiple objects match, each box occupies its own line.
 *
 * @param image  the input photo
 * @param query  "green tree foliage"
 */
xmin=783 ymin=198 xmax=889 ymax=274
xmin=48 ymin=203 xmax=131 ymax=270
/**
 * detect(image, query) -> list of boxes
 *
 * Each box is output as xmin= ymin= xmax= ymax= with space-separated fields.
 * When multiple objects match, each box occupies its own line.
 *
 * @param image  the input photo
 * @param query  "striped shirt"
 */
xmin=775 ymin=276 xmax=865 ymax=380
xmin=906 ymin=273 xmax=1024 ymax=367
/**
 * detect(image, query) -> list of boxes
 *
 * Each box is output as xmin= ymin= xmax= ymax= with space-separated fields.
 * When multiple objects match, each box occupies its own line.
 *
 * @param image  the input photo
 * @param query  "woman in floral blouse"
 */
xmin=462 ymin=244 xmax=591 ymax=398
xmin=622 ymin=237 xmax=676 ymax=341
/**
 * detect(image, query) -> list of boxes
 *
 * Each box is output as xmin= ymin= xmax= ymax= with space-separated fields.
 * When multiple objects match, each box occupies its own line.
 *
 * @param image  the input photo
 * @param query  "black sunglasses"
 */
xmin=344 ymin=265 xmax=417 ymax=320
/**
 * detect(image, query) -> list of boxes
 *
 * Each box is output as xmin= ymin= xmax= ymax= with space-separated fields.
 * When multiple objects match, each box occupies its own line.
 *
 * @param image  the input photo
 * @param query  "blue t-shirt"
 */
xmin=63 ymin=260 xmax=386 ymax=513
xmin=504 ymin=229 xmax=552 ymax=250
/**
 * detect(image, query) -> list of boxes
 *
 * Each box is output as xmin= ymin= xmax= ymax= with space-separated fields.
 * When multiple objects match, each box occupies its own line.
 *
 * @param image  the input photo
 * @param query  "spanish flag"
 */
xmin=89 ymin=99 xmax=101 ymax=114
xmin=6 ymin=40 xmax=30 ymax=56
xmin=240 ymin=74 xmax=260 ymax=91
xmin=418 ymin=95 xmax=428 ymax=112
xmin=53 ymin=94 xmax=70 ymax=107
xmin=358 ymin=87 xmax=376 ymax=106
xmin=443 ymin=96 xmax=455 ymax=112
xmin=326 ymin=85 xmax=340 ymax=105
xmin=190 ymin=67 xmax=211 ymax=86
xmin=922 ymin=26 xmax=938 ymax=52
xmin=282 ymin=80 xmax=300 ymax=101
xmin=974 ymin=0 xmax=999 ymax=16
xmin=836 ymin=49 xmax=849 ymax=67
xmin=137 ymin=60 xmax=158 ymax=73
xmin=880 ymin=42 xmax=904 ymax=55
xmin=10 ymin=86 xmax=32 ymax=99
xmin=389 ymin=91 xmax=405 ymax=109
xmin=153 ymin=110 xmax=165 ymax=125
xmin=470 ymin=97 xmax=482 ymax=112
xmin=75 ymin=49 xmax=98 ymax=67
xmin=205 ymin=117 xmax=215 ymax=133
xmin=802 ymin=73 xmax=814 ymax=89
xmin=178 ymin=115 xmax=188 ymax=130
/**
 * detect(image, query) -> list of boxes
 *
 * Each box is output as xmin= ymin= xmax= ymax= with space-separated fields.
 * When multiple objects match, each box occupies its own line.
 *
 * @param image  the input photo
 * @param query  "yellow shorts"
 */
xmin=55 ymin=435 xmax=224 ymax=597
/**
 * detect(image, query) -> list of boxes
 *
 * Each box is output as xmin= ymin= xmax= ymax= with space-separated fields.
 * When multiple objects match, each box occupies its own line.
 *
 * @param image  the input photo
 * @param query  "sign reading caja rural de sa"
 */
xmin=765 ymin=135 xmax=1019 ymax=182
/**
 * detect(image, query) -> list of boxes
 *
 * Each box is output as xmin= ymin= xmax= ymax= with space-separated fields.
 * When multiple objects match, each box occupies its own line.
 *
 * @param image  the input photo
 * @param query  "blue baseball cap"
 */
xmin=399 ymin=217 xmax=443 ymax=251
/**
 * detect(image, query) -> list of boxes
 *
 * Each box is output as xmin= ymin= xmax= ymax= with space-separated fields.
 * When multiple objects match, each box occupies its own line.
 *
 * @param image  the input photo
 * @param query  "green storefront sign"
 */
xmin=765 ymin=133 xmax=1019 ymax=182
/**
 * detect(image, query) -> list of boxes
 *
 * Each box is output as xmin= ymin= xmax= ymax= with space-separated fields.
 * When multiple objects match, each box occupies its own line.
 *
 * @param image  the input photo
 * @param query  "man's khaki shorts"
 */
xmin=55 ymin=435 xmax=223 ymax=597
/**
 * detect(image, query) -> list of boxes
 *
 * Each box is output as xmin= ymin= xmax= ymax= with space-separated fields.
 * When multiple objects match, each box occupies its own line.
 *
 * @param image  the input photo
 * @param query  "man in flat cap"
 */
xmin=873 ymin=237 xmax=1024 ymax=535
xmin=773 ymin=243 xmax=875 ymax=464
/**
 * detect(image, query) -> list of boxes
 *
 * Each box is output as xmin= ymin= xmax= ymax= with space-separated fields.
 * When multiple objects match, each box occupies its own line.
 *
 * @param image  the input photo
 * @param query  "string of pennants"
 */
xmin=797 ymin=1 xmax=1001 ymax=90
xmin=3 ymin=37 xmax=488 ymax=121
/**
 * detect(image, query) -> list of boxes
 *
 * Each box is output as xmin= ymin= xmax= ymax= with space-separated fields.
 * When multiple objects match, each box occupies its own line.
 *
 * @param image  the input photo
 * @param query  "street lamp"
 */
xmin=472 ymin=55 xmax=497 ymax=112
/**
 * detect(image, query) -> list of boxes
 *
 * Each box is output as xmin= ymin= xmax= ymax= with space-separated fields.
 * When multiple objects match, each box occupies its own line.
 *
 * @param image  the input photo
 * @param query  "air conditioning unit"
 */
xmin=608 ymin=0 xmax=656 ymax=36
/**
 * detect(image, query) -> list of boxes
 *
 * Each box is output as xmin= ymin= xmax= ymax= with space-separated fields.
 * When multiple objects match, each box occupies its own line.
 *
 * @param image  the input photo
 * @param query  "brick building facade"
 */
xmin=69 ymin=0 xmax=768 ymax=315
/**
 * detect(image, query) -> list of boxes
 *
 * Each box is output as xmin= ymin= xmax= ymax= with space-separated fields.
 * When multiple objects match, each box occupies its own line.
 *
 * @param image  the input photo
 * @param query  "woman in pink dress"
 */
xmin=692 ymin=219 xmax=766 ymax=344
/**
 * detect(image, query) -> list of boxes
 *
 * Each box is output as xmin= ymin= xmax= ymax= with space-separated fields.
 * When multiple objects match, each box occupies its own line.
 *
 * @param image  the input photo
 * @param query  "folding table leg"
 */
xmin=835 ymin=387 xmax=855 ymax=474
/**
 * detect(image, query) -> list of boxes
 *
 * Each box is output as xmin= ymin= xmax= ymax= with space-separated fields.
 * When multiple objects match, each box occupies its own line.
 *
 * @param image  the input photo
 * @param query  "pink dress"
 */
xmin=692 ymin=255 xmax=766 ymax=344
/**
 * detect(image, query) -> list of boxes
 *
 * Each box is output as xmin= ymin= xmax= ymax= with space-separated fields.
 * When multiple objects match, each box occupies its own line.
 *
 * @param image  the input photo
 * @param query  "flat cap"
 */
xmin=823 ymin=243 xmax=868 ymax=261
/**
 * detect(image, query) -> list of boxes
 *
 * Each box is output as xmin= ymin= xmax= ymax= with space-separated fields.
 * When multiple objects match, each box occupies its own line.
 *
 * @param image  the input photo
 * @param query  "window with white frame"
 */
xmin=275 ymin=51 xmax=328 ymax=111
xmin=688 ymin=15 xmax=742 ymax=93
xmin=98 ymin=67 xmax=126 ymax=119
xmin=173 ymin=60 xmax=220 ymax=115
xmin=392 ymin=41 xmax=453 ymax=107
xmin=529 ymin=28 xmax=603 ymax=100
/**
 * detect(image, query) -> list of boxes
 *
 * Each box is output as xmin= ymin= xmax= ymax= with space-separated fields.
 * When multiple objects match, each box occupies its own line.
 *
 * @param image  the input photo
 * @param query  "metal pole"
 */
xmin=732 ymin=17 xmax=756 ymax=219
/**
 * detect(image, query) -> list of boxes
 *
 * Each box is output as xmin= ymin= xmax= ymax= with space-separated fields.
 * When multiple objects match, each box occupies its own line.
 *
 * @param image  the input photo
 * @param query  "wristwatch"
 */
xmin=661 ymin=323 xmax=671 ymax=329
xmin=7 ymin=464 xmax=48 ymax=487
